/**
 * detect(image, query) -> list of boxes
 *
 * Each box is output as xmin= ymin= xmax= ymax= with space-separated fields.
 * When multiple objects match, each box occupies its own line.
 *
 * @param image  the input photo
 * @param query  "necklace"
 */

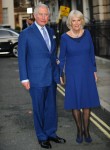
xmin=71 ymin=29 xmax=81 ymax=38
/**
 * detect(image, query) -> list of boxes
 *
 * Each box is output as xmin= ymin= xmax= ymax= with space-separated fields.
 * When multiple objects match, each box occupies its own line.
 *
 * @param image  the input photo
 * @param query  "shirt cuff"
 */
xmin=21 ymin=79 xmax=29 ymax=83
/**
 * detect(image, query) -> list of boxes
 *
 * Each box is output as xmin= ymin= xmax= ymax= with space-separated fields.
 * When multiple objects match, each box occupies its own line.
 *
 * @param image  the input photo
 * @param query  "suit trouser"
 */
xmin=29 ymin=82 xmax=58 ymax=141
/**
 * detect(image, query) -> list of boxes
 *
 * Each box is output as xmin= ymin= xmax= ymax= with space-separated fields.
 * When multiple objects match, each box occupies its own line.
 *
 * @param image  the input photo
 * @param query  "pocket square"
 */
xmin=53 ymin=35 xmax=56 ymax=39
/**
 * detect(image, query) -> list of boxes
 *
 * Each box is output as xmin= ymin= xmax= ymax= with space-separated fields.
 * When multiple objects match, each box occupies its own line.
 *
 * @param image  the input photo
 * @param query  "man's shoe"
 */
xmin=48 ymin=136 xmax=66 ymax=143
xmin=39 ymin=140 xmax=52 ymax=149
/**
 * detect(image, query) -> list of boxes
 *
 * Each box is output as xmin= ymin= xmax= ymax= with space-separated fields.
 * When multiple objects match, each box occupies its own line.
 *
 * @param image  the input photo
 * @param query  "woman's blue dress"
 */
xmin=59 ymin=29 xmax=100 ymax=110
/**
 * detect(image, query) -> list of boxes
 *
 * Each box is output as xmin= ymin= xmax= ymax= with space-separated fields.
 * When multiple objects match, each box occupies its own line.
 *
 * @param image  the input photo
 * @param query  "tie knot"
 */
xmin=42 ymin=27 xmax=47 ymax=35
xmin=41 ymin=27 xmax=45 ymax=31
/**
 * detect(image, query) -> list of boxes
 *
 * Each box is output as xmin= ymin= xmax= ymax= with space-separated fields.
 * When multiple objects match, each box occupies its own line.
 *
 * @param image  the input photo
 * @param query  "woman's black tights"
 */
xmin=82 ymin=108 xmax=91 ymax=137
xmin=72 ymin=109 xmax=82 ymax=137
xmin=72 ymin=108 xmax=90 ymax=137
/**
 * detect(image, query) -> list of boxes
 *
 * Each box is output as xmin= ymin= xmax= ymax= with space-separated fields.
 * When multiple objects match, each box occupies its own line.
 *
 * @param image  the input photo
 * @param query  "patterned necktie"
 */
xmin=42 ymin=27 xmax=50 ymax=52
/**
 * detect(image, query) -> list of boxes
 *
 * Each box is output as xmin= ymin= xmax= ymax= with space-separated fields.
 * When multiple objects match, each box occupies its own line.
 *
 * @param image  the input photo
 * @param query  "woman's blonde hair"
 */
xmin=66 ymin=10 xmax=85 ymax=29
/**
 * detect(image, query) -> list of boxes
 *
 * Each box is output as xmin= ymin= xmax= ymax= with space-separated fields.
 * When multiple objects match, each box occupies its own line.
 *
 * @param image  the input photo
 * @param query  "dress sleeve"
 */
xmin=88 ymin=30 xmax=97 ymax=72
xmin=59 ymin=35 xmax=67 ymax=76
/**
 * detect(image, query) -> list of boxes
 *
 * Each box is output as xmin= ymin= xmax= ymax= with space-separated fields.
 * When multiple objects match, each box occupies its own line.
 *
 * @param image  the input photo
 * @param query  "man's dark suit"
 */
xmin=18 ymin=22 xmax=60 ymax=141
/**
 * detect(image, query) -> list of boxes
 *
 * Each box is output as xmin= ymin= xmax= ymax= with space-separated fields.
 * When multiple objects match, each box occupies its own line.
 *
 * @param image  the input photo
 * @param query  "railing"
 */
xmin=85 ymin=23 xmax=110 ymax=59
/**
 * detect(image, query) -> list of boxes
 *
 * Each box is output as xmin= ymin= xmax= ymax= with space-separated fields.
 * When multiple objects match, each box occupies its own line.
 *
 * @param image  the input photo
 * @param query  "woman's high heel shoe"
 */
xmin=76 ymin=134 xmax=83 ymax=143
xmin=83 ymin=132 xmax=92 ymax=143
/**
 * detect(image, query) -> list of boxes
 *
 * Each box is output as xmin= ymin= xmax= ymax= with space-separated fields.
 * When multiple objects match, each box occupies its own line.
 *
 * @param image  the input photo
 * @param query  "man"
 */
xmin=27 ymin=18 xmax=34 ymax=26
xmin=22 ymin=17 xmax=34 ymax=30
xmin=18 ymin=3 xmax=66 ymax=149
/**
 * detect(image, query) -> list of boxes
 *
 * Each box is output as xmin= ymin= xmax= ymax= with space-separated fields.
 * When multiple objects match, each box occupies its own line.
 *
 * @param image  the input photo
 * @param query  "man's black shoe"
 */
xmin=48 ymin=136 xmax=66 ymax=143
xmin=39 ymin=140 xmax=52 ymax=149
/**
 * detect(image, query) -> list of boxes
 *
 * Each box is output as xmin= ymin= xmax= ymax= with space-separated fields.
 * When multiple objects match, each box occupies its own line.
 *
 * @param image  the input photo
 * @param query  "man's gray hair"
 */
xmin=34 ymin=3 xmax=50 ymax=15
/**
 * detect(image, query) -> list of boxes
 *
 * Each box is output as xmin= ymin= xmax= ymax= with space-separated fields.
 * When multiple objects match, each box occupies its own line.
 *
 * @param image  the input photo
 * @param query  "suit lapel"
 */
xmin=31 ymin=23 xmax=50 ymax=52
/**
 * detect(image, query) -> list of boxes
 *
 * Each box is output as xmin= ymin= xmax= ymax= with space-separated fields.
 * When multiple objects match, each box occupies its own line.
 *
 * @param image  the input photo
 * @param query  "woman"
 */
xmin=59 ymin=10 xmax=100 ymax=143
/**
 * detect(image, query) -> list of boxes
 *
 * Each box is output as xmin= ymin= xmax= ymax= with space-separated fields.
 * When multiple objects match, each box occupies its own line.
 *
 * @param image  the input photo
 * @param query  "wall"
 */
xmin=83 ymin=0 xmax=90 ymax=23
xmin=49 ymin=0 xmax=59 ymax=23
xmin=93 ymin=0 xmax=110 ymax=21
xmin=2 ymin=0 xmax=15 ymax=28
xmin=0 ymin=0 xmax=2 ymax=24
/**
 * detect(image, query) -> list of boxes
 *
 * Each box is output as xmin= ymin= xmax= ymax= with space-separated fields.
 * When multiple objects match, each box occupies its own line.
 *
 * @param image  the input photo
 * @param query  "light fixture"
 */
xmin=27 ymin=7 xmax=33 ymax=14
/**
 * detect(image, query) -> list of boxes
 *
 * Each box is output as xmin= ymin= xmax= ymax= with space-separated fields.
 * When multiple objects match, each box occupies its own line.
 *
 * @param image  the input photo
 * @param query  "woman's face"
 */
xmin=71 ymin=16 xmax=82 ymax=31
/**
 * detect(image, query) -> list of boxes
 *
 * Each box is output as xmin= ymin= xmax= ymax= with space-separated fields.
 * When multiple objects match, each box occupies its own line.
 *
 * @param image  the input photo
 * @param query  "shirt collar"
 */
xmin=35 ymin=21 xmax=46 ymax=31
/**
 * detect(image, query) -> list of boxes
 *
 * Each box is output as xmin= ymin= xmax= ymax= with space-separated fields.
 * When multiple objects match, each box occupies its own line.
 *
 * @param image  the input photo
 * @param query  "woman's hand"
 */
xmin=60 ymin=76 xmax=65 ymax=85
xmin=56 ymin=59 xmax=60 ymax=65
xmin=94 ymin=72 xmax=98 ymax=82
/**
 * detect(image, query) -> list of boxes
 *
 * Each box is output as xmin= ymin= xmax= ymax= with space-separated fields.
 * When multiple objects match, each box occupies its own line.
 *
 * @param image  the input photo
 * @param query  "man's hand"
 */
xmin=22 ymin=81 xmax=30 ymax=90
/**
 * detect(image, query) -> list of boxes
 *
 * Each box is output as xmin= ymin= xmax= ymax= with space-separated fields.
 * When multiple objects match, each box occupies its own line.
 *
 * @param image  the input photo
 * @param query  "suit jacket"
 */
xmin=18 ymin=23 xmax=60 ymax=87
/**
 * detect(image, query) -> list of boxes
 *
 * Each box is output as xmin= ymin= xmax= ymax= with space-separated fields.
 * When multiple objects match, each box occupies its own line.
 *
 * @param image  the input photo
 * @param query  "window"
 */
xmin=3 ymin=8 xmax=8 ymax=24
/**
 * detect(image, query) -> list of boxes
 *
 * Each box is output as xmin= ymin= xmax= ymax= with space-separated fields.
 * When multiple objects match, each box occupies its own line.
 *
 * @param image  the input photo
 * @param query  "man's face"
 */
xmin=28 ymin=19 xmax=33 ymax=25
xmin=34 ymin=7 xmax=49 ymax=27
